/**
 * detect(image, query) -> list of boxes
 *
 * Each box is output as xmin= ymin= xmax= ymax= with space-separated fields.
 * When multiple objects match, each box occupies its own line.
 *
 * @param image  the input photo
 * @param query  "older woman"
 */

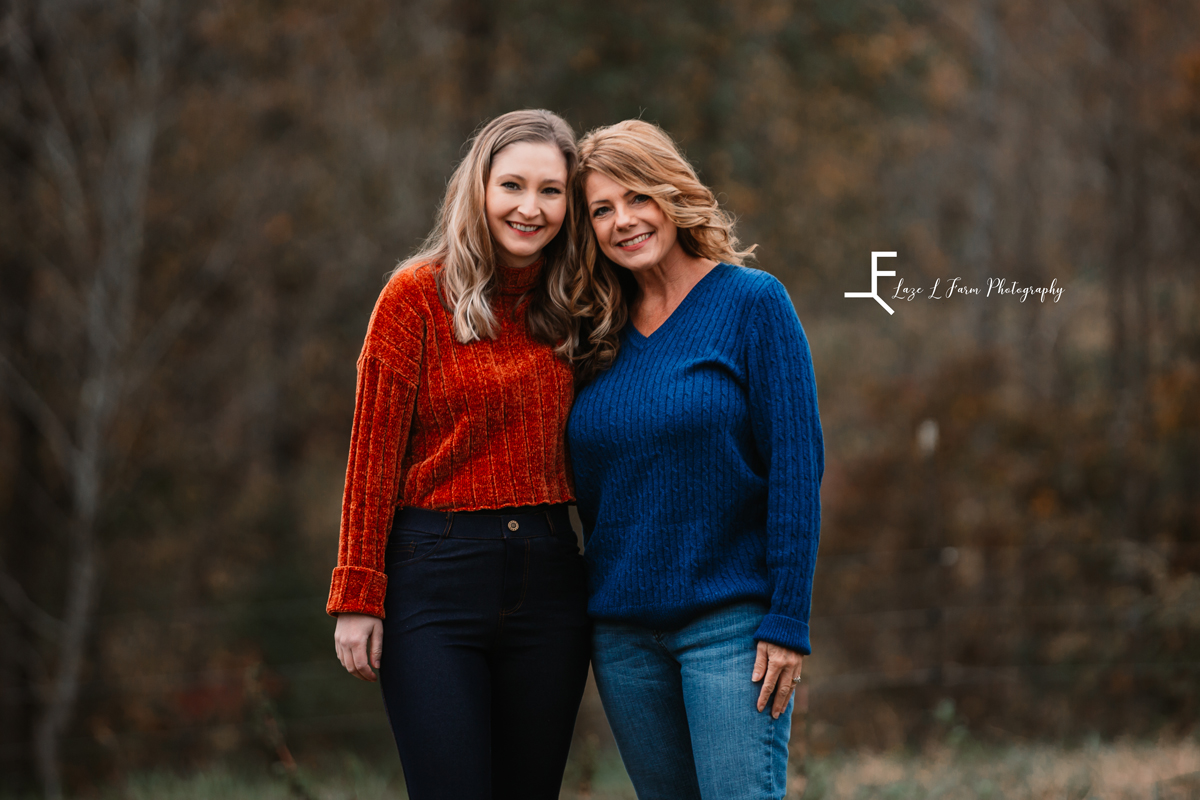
xmin=328 ymin=109 xmax=590 ymax=800
xmin=566 ymin=120 xmax=824 ymax=800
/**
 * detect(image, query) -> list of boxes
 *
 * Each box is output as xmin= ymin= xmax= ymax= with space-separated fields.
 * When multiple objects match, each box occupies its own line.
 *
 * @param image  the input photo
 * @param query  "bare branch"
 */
xmin=46 ymin=7 xmax=108 ymax=168
xmin=926 ymin=2 xmax=1083 ymax=117
xmin=1164 ymin=155 xmax=1200 ymax=222
xmin=87 ymin=0 xmax=164 ymax=364
xmin=0 ymin=561 xmax=63 ymax=641
xmin=1055 ymin=0 xmax=1109 ymax=55
xmin=0 ymin=354 xmax=80 ymax=477
xmin=127 ymin=185 xmax=258 ymax=387
xmin=30 ymin=246 xmax=87 ymax=322
xmin=34 ymin=513 xmax=99 ymax=800
xmin=134 ymin=0 xmax=165 ymax=97
xmin=2 ymin=5 xmax=94 ymax=267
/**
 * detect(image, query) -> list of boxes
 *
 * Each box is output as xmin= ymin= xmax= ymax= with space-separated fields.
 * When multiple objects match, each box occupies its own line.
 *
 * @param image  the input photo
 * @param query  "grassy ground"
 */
xmin=797 ymin=739 xmax=1200 ymax=799
xmin=41 ymin=738 xmax=1200 ymax=799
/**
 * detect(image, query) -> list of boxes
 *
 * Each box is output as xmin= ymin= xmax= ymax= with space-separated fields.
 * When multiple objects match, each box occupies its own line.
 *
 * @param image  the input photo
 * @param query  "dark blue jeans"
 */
xmin=380 ymin=505 xmax=591 ymax=800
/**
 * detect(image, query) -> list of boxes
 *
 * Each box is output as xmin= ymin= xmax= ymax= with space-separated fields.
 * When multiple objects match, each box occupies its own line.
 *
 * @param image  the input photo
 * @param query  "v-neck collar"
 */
xmin=623 ymin=263 xmax=730 ymax=350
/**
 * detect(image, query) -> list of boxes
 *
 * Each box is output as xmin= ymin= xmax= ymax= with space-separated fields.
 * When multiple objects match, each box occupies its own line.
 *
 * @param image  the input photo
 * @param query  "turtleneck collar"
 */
xmin=495 ymin=258 xmax=544 ymax=296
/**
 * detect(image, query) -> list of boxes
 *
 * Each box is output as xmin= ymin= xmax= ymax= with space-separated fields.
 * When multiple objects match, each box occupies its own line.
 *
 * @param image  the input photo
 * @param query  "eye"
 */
xmin=541 ymin=186 xmax=563 ymax=195
xmin=591 ymin=206 xmax=611 ymax=219
xmin=501 ymin=181 xmax=520 ymax=190
xmin=631 ymin=194 xmax=651 ymax=205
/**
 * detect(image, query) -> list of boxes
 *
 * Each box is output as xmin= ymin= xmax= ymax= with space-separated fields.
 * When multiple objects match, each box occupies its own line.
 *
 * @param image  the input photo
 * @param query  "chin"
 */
xmin=608 ymin=251 xmax=653 ymax=272
xmin=500 ymin=243 xmax=544 ymax=265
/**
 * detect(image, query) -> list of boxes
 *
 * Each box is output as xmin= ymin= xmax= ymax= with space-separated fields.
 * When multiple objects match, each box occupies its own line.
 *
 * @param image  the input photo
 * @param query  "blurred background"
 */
xmin=2 ymin=0 xmax=1199 ymax=797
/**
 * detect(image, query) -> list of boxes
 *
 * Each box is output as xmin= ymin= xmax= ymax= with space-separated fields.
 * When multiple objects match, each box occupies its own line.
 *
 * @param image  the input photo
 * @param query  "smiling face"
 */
xmin=585 ymin=171 xmax=682 ymax=274
xmin=484 ymin=141 xmax=569 ymax=269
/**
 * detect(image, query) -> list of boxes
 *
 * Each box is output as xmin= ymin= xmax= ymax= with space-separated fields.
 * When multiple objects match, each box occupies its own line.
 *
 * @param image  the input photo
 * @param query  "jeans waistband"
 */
xmin=392 ymin=504 xmax=571 ymax=540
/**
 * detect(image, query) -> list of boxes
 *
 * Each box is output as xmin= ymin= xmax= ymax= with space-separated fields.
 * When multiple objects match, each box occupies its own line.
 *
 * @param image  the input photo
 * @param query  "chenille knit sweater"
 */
xmin=326 ymin=260 xmax=574 ymax=618
xmin=567 ymin=264 xmax=824 ymax=654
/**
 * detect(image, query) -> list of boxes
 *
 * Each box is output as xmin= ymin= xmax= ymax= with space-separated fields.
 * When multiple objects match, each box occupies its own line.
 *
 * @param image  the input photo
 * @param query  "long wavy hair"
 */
xmin=393 ymin=109 xmax=577 ymax=351
xmin=568 ymin=119 xmax=755 ymax=383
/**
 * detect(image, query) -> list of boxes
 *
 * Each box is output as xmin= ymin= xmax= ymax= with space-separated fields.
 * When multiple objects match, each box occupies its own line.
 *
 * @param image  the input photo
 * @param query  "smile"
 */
xmin=617 ymin=232 xmax=652 ymax=248
xmin=507 ymin=221 xmax=541 ymax=234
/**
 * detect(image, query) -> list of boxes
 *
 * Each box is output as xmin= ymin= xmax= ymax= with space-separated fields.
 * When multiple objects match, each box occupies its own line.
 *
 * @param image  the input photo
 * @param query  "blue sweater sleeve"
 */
xmin=744 ymin=277 xmax=825 ymax=654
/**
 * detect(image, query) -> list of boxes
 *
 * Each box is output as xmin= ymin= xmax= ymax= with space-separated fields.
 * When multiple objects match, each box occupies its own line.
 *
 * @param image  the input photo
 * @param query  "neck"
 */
xmin=495 ymin=254 xmax=544 ymax=296
xmin=631 ymin=245 xmax=716 ymax=310
xmin=499 ymin=252 xmax=542 ymax=270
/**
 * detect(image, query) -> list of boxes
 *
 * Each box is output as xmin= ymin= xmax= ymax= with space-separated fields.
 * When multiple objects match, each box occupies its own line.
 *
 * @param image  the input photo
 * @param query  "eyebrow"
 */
xmin=589 ymin=189 xmax=637 ymax=208
xmin=494 ymin=173 xmax=565 ymax=186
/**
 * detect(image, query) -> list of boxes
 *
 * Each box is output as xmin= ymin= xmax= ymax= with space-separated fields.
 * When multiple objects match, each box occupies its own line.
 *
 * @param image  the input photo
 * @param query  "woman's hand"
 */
xmin=752 ymin=641 xmax=804 ymax=718
xmin=334 ymin=613 xmax=384 ymax=682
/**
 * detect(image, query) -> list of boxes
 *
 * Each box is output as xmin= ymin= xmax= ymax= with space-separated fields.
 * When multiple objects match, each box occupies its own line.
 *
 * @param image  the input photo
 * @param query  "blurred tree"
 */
xmin=0 ymin=0 xmax=1197 ymax=791
xmin=0 ymin=1 xmax=168 ymax=794
xmin=0 ymin=0 xmax=262 ymax=793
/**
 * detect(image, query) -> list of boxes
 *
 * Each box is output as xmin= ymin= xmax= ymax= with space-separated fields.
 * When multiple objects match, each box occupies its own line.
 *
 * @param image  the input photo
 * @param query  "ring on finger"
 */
xmin=792 ymin=675 xmax=802 ymax=684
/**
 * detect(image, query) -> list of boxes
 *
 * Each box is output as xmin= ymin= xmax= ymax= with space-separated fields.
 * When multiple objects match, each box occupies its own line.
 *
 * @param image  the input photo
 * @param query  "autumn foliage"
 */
xmin=1 ymin=0 xmax=1198 ymax=794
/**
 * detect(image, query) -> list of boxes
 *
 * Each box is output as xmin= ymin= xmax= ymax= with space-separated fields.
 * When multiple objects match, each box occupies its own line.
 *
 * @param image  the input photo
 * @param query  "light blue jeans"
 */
xmin=592 ymin=602 xmax=793 ymax=800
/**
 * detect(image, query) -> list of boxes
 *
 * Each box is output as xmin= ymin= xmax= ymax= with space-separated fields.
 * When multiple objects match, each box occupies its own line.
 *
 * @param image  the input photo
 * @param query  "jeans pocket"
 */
xmin=385 ymin=530 xmax=444 ymax=569
xmin=550 ymin=531 xmax=583 ymax=559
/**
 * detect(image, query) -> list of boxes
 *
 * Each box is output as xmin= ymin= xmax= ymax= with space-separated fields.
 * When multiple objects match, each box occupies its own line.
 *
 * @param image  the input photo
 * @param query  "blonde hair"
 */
xmin=394 ymin=109 xmax=577 ymax=350
xmin=568 ymin=119 xmax=755 ymax=383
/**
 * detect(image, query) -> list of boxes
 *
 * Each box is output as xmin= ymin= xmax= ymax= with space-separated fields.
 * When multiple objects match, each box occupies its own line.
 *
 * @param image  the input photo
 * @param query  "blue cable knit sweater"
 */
xmin=567 ymin=263 xmax=824 ymax=654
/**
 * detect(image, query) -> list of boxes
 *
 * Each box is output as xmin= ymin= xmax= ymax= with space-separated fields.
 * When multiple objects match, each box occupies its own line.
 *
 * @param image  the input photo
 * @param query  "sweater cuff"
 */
xmin=753 ymin=613 xmax=812 ymax=655
xmin=326 ymin=566 xmax=388 ymax=618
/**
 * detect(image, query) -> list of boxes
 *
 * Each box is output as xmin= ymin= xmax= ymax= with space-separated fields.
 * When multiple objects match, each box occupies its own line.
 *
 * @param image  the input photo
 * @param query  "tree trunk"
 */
xmin=965 ymin=0 xmax=1000 ymax=348
xmin=4 ymin=1 xmax=163 ymax=795
xmin=450 ymin=0 xmax=495 ymax=133
xmin=0 ymin=413 xmax=41 ymax=794
xmin=0 ymin=72 xmax=42 ymax=792
xmin=1098 ymin=1 xmax=1152 ymax=541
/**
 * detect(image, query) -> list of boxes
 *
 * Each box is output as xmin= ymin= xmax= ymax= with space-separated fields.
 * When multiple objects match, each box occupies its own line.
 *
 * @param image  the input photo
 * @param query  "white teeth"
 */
xmin=620 ymin=233 xmax=651 ymax=247
xmin=509 ymin=222 xmax=539 ymax=232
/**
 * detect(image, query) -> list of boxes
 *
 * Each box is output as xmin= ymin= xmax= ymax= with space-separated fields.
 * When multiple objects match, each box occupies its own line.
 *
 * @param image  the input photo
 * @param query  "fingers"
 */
xmin=335 ymin=634 xmax=356 ymax=677
xmin=754 ymin=644 xmax=805 ymax=718
xmin=352 ymin=641 xmax=376 ymax=682
xmin=335 ymin=640 xmax=355 ymax=677
xmin=333 ymin=614 xmax=382 ymax=682
xmin=772 ymin=664 xmax=799 ymax=718
xmin=369 ymin=618 xmax=384 ymax=670
xmin=756 ymin=657 xmax=782 ymax=713
xmin=752 ymin=640 xmax=769 ymax=682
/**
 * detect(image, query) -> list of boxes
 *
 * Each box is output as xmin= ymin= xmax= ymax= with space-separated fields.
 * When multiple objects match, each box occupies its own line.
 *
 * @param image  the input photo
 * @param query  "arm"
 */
xmin=328 ymin=277 xmax=425 ymax=679
xmin=744 ymin=276 xmax=824 ymax=711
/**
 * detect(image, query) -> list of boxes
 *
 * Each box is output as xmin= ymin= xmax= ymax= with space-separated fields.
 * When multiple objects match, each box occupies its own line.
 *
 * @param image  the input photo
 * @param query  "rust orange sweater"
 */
xmin=326 ymin=260 xmax=575 ymax=617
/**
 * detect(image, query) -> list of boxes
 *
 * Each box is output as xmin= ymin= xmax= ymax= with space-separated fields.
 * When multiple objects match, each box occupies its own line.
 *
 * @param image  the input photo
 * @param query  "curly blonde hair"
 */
xmin=394 ymin=109 xmax=577 ymax=352
xmin=567 ymin=119 xmax=755 ymax=383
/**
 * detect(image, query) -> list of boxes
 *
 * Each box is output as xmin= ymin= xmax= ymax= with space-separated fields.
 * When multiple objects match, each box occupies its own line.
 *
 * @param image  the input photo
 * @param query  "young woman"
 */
xmin=567 ymin=120 xmax=824 ymax=800
xmin=327 ymin=109 xmax=590 ymax=800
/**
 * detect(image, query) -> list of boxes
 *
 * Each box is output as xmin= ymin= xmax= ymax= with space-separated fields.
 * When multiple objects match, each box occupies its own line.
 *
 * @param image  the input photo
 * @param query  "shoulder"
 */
xmin=719 ymin=265 xmax=811 ymax=360
xmin=375 ymin=261 xmax=441 ymax=322
xmin=711 ymin=263 xmax=794 ymax=315
xmin=360 ymin=262 xmax=441 ymax=365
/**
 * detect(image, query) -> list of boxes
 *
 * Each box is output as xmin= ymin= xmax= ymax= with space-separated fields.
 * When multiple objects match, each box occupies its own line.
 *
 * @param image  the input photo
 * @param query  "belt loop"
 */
xmin=544 ymin=508 xmax=555 ymax=536
xmin=443 ymin=510 xmax=454 ymax=538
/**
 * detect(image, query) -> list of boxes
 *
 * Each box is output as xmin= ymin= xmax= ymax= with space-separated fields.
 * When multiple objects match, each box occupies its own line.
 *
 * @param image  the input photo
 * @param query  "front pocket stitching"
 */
xmin=386 ymin=517 xmax=451 ymax=568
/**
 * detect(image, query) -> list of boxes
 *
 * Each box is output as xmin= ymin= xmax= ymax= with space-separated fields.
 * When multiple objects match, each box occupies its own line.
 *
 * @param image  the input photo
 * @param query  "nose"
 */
xmin=614 ymin=203 xmax=635 ymax=229
xmin=516 ymin=190 xmax=539 ymax=218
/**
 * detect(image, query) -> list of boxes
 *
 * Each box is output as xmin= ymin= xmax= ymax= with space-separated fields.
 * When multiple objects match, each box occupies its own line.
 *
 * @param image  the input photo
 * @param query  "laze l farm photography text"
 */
xmin=890 ymin=276 xmax=1067 ymax=304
